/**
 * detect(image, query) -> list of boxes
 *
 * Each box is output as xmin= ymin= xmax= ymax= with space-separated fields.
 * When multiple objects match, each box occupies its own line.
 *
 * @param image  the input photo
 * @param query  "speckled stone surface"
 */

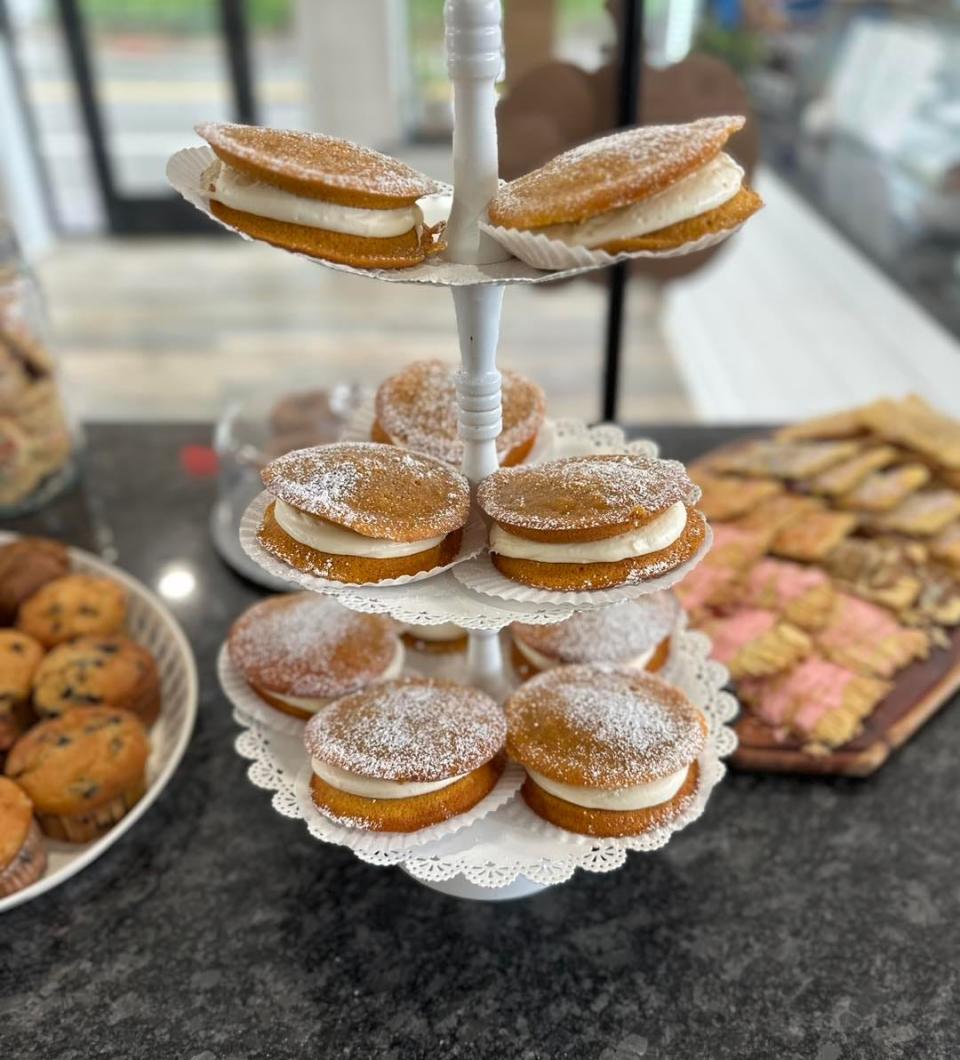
xmin=1 ymin=423 xmax=958 ymax=1060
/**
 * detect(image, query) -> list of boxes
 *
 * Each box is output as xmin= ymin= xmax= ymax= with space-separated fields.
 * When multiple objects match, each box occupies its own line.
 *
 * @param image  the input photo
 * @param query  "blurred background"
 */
xmin=2 ymin=0 xmax=960 ymax=430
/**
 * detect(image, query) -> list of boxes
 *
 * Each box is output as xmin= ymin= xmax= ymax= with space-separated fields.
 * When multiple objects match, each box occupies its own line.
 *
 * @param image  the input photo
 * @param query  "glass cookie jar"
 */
xmin=0 ymin=227 xmax=77 ymax=516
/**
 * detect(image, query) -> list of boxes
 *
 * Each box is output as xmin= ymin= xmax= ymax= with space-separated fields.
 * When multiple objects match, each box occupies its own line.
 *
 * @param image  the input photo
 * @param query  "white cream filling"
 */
xmin=274 ymin=499 xmax=445 ymax=559
xmin=539 ymin=153 xmax=743 ymax=248
xmin=490 ymin=501 xmax=687 ymax=564
xmin=403 ymin=622 xmax=464 ymax=643
xmin=311 ymin=757 xmax=469 ymax=799
xmin=514 ymin=636 xmax=656 ymax=673
xmin=210 ymin=161 xmax=423 ymax=238
xmin=528 ymin=765 xmax=689 ymax=810
xmin=270 ymin=641 xmax=406 ymax=714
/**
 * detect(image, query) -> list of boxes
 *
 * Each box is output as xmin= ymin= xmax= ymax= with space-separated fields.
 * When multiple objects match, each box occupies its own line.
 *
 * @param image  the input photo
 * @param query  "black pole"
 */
xmin=601 ymin=0 xmax=643 ymax=423
xmin=219 ymin=0 xmax=257 ymax=125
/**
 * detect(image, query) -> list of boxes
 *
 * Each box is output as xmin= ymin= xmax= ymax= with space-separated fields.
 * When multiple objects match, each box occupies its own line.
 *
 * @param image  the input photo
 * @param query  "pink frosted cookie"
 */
xmin=738 ymin=558 xmax=835 ymax=631
xmin=702 ymin=607 xmax=810 ymax=680
xmin=674 ymin=522 xmax=769 ymax=616
xmin=815 ymin=593 xmax=930 ymax=679
xmin=739 ymin=655 xmax=890 ymax=748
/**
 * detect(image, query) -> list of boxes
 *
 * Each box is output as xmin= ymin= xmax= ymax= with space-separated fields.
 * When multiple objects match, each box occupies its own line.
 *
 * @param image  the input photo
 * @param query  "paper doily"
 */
xmin=229 ymin=619 xmax=738 ymax=889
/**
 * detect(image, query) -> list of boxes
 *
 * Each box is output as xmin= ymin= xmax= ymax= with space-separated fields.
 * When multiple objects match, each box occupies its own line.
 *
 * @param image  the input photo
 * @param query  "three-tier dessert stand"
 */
xmin=170 ymin=0 xmax=738 ymax=900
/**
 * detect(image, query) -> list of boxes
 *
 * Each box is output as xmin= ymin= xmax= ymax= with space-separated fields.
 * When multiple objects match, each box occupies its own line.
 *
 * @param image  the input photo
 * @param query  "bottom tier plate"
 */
xmin=220 ymin=620 xmax=737 ymax=894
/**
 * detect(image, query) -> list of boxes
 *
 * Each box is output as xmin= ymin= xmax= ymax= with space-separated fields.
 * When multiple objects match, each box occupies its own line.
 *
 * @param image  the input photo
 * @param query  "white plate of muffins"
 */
xmin=0 ymin=533 xmax=197 ymax=912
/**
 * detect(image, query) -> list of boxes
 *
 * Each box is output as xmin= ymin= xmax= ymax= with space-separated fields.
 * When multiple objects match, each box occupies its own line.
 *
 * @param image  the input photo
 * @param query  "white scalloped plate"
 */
xmin=166 ymin=146 xmax=737 ymax=288
xmin=226 ymin=619 xmax=737 ymax=894
xmin=0 ymin=533 xmax=198 ymax=913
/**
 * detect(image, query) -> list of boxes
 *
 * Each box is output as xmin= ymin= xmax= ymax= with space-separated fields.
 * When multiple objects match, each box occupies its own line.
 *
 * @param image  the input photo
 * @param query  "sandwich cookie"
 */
xmin=304 ymin=677 xmax=506 ymax=833
xmin=196 ymin=123 xmax=444 ymax=268
xmin=511 ymin=593 xmax=679 ymax=680
xmin=400 ymin=622 xmax=467 ymax=655
xmin=505 ymin=666 xmax=706 ymax=837
xmin=487 ymin=116 xmax=762 ymax=254
xmin=258 ymin=442 xmax=470 ymax=583
xmin=228 ymin=593 xmax=403 ymax=720
xmin=477 ymin=453 xmax=706 ymax=591
xmin=372 ymin=359 xmax=545 ymax=468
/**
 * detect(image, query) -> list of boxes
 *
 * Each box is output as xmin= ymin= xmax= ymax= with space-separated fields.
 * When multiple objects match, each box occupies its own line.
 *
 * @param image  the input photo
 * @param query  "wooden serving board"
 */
xmin=731 ymin=631 xmax=960 ymax=776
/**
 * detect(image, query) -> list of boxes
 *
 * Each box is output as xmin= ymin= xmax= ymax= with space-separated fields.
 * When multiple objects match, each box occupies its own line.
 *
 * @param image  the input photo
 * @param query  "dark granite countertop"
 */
xmin=1 ymin=422 xmax=958 ymax=1060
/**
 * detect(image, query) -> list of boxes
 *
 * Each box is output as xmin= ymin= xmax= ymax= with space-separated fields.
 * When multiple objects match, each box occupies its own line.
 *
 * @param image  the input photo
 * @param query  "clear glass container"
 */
xmin=0 ymin=224 xmax=78 ymax=516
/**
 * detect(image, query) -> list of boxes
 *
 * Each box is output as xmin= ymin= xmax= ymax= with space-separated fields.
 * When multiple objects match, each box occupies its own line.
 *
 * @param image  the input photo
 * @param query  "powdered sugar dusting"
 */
xmin=375 ymin=359 xmax=545 ymax=466
xmin=512 ymin=594 xmax=679 ymax=662
xmin=262 ymin=442 xmax=470 ymax=540
xmin=304 ymin=678 xmax=506 ymax=782
xmin=478 ymin=453 xmax=700 ymax=532
xmin=228 ymin=593 xmax=397 ymax=697
xmin=506 ymin=666 xmax=706 ymax=787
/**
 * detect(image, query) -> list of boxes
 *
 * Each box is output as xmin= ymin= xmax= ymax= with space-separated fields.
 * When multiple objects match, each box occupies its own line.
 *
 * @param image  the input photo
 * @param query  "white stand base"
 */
xmin=403 ymin=868 xmax=552 ymax=901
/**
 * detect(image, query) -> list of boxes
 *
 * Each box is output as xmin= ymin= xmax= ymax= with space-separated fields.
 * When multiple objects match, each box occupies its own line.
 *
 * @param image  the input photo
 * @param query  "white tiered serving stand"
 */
xmin=173 ymin=0 xmax=738 ymax=900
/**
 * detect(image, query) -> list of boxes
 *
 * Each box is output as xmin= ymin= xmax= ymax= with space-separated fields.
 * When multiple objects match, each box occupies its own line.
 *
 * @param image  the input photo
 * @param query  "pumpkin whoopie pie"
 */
xmin=258 ymin=442 xmax=471 ymax=584
xmin=0 ymin=777 xmax=46 ymax=897
xmin=400 ymin=622 xmax=468 ymax=655
xmin=477 ymin=453 xmax=706 ymax=591
xmin=505 ymin=666 xmax=706 ymax=837
xmin=5 ymin=707 xmax=149 ymax=843
xmin=228 ymin=593 xmax=403 ymax=720
xmin=196 ymin=122 xmax=445 ymax=268
xmin=487 ymin=115 xmax=762 ymax=253
xmin=372 ymin=359 xmax=545 ymax=468
xmin=511 ymin=593 xmax=679 ymax=681
xmin=304 ymin=677 xmax=506 ymax=833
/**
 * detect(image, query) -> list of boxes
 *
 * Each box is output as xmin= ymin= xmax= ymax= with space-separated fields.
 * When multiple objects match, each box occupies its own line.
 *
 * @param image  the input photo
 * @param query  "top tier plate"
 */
xmin=166 ymin=147 xmax=736 ymax=288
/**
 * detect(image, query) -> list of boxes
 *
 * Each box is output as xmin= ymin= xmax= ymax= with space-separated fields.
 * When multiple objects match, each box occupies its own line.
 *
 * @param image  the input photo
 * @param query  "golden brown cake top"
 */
xmin=196 ymin=122 xmax=441 ymax=209
xmin=32 ymin=635 xmax=158 ymax=717
xmin=0 ymin=776 xmax=34 ymax=871
xmin=228 ymin=593 xmax=398 ymax=698
xmin=506 ymin=665 xmax=706 ymax=787
xmin=374 ymin=359 xmax=545 ymax=466
xmin=5 ymin=707 xmax=149 ymax=815
xmin=304 ymin=677 xmax=506 ymax=783
xmin=487 ymin=115 xmax=745 ymax=229
xmin=512 ymin=593 xmax=680 ymax=664
xmin=261 ymin=442 xmax=470 ymax=541
xmin=478 ymin=453 xmax=700 ymax=543
xmin=16 ymin=574 xmax=127 ymax=648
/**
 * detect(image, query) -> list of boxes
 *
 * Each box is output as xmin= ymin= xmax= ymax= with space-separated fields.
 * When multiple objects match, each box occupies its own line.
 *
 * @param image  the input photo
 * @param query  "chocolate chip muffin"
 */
xmin=32 ymin=635 xmax=161 ymax=727
xmin=17 ymin=573 xmax=126 ymax=648
xmin=5 ymin=707 xmax=149 ymax=842
xmin=0 ymin=536 xmax=70 ymax=624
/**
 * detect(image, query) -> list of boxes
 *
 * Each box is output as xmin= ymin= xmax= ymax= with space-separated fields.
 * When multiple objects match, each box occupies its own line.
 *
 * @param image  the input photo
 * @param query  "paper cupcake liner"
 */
xmin=0 ymin=821 xmax=46 ymax=898
xmin=239 ymin=491 xmax=486 ymax=592
xmin=479 ymin=218 xmax=745 ymax=272
xmin=294 ymin=759 xmax=525 ymax=854
xmin=451 ymin=521 xmax=713 ymax=607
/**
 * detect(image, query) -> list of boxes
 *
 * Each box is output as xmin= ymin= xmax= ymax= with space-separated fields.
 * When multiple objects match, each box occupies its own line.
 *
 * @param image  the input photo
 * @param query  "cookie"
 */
xmin=737 ymin=559 xmax=836 ymax=631
xmin=770 ymin=509 xmax=857 ymax=562
xmin=5 ymin=707 xmax=149 ymax=843
xmin=478 ymin=453 xmax=705 ymax=590
xmin=228 ymin=593 xmax=403 ymax=719
xmin=197 ymin=122 xmax=444 ymax=268
xmin=400 ymin=623 xmax=468 ymax=655
xmin=711 ymin=439 xmax=861 ymax=480
xmin=703 ymin=608 xmax=811 ymax=679
xmin=861 ymin=395 xmax=960 ymax=470
xmin=372 ymin=359 xmax=545 ymax=468
xmin=815 ymin=593 xmax=930 ymax=679
xmin=505 ymin=666 xmax=706 ymax=837
xmin=823 ymin=538 xmax=923 ymax=613
xmin=0 ymin=777 xmax=46 ymax=897
xmin=258 ymin=442 xmax=470 ymax=584
xmin=16 ymin=573 xmax=126 ymax=648
xmin=488 ymin=116 xmax=762 ymax=252
xmin=775 ymin=408 xmax=868 ymax=442
xmin=870 ymin=490 xmax=960 ymax=537
xmin=510 ymin=594 xmax=679 ymax=679
xmin=32 ymin=636 xmax=162 ymax=727
xmin=838 ymin=463 xmax=930 ymax=513
xmin=804 ymin=446 xmax=897 ymax=497
xmin=693 ymin=472 xmax=781 ymax=522
xmin=0 ymin=536 xmax=70 ymax=624
xmin=0 ymin=416 xmax=41 ymax=506
xmin=304 ymin=678 xmax=506 ymax=832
